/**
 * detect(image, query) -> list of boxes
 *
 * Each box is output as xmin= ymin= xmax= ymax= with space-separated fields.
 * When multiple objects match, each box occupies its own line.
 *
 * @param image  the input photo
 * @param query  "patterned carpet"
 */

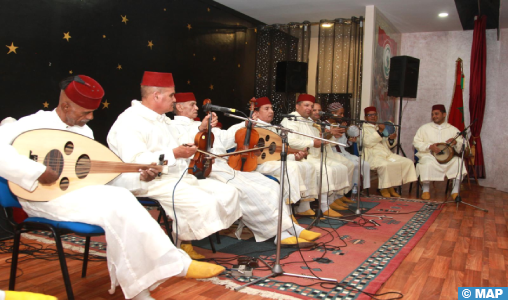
xmin=24 ymin=195 xmax=441 ymax=300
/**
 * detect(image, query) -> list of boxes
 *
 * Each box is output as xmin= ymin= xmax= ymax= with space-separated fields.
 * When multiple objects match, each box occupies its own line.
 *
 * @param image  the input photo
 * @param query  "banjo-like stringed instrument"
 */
xmin=8 ymin=129 xmax=167 ymax=201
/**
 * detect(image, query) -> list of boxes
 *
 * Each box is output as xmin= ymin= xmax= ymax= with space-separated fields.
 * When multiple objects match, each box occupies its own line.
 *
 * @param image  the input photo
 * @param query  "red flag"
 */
xmin=448 ymin=59 xmax=465 ymax=131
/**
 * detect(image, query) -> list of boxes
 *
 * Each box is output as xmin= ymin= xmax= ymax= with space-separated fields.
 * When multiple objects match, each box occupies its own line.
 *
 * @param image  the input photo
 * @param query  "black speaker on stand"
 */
xmin=387 ymin=55 xmax=420 ymax=157
xmin=275 ymin=61 xmax=308 ymax=93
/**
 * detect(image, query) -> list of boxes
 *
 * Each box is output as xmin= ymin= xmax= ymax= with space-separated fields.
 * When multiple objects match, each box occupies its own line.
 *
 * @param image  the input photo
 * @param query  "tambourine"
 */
xmin=382 ymin=121 xmax=396 ymax=137
xmin=346 ymin=125 xmax=360 ymax=138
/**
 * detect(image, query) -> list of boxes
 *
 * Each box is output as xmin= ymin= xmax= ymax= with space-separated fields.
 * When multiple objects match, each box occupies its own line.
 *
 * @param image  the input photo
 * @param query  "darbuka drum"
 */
xmin=432 ymin=143 xmax=454 ymax=164
xmin=382 ymin=121 xmax=396 ymax=137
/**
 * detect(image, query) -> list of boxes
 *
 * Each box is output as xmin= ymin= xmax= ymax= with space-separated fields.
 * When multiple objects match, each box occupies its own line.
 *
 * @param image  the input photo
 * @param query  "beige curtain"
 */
xmin=316 ymin=17 xmax=363 ymax=119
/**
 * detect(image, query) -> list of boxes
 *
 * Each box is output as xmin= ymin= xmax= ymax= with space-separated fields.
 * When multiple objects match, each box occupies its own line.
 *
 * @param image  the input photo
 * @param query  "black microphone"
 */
xmin=202 ymin=103 xmax=236 ymax=113
xmin=318 ymin=111 xmax=338 ymax=118
xmin=280 ymin=114 xmax=297 ymax=119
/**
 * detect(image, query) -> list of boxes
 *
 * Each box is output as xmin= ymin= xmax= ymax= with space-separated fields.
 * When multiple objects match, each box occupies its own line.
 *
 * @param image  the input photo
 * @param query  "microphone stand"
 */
xmin=441 ymin=125 xmax=487 ymax=212
xmin=223 ymin=113 xmax=341 ymax=289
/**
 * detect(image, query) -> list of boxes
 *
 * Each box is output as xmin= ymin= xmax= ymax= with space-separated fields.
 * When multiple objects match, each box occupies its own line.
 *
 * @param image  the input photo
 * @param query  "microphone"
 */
xmin=318 ymin=111 xmax=338 ymax=118
xmin=202 ymin=103 xmax=236 ymax=113
xmin=280 ymin=114 xmax=297 ymax=119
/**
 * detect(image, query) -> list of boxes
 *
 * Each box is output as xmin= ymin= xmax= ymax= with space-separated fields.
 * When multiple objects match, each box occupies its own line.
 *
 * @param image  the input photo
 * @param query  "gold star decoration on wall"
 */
xmin=187 ymin=24 xmax=192 ymax=30
xmin=193 ymin=53 xmax=196 ymax=57
xmin=213 ymin=57 xmax=216 ymax=61
xmin=6 ymin=42 xmax=18 ymax=54
xmin=238 ymin=64 xmax=241 ymax=68
xmin=121 ymin=15 xmax=128 ymax=25
xmin=207 ymin=7 xmax=210 ymax=12
xmin=254 ymin=28 xmax=257 ymax=33
xmin=42 ymin=101 xmax=49 ymax=108
xmin=69 ymin=70 xmax=73 ymax=74
xmin=103 ymin=35 xmax=106 ymax=38
xmin=117 ymin=64 xmax=122 ymax=70
xmin=102 ymin=100 xmax=110 ymax=109
xmin=164 ymin=8 xmax=166 ymax=11
xmin=209 ymin=84 xmax=214 ymax=90
xmin=63 ymin=32 xmax=71 ymax=42
xmin=187 ymin=80 xmax=191 ymax=85
xmin=147 ymin=41 xmax=153 ymax=50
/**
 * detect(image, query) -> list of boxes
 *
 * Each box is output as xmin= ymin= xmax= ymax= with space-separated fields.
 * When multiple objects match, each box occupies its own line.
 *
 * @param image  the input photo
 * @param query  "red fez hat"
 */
xmin=216 ymin=122 xmax=223 ymax=129
xmin=432 ymin=104 xmax=446 ymax=112
xmin=364 ymin=106 xmax=377 ymax=114
xmin=193 ymin=117 xmax=201 ymax=121
xmin=64 ymin=75 xmax=104 ymax=110
xmin=255 ymin=97 xmax=271 ymax=108
xmin=141 ymin=71 xmax=174 ymax=87
xmin=175 ymin=92 xmax=196 ymax=103
xmin=297 ymin=94 xmax=315 ymax=103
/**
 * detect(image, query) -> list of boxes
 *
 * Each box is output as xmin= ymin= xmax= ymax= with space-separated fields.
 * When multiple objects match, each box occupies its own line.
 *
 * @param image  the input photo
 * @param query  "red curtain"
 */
xmin=468 ymin=16 xmax=487 ymax=178
xmin=448 ymin=59 xmax=465 ymax=131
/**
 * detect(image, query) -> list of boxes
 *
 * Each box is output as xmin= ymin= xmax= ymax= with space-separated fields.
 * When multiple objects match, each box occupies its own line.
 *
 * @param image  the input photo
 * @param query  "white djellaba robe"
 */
xmin=107 ymin=101 xmax=241 ymax=242
xmin=225 ymin=122 xmax=318 ymax=203
xmin=171 ymin=116 xmax=292 ymax=242
xmin=0 ymin=110 xmax=191 ymax=299
xmin=413 ymin=122 xmax=467 ymax=181
xmin=280 ymin=112 xmax=354 ymax=195
xmin=329 ymin=134 xmax=371 ymax=189
xmin=363 ymin=123 xmax=417 ymax=189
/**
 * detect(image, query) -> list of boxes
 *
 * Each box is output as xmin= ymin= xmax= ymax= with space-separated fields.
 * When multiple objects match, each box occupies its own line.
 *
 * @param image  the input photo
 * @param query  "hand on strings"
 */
xmin=174 ymin=144 xmax=197 ymax=158
xmin=378 ymin=123 xmax=386 ymax=131
xmin=330 ymin=127 xmax=343 ymax=138
xmin=140 ymin=163 xmax=158 ymax=182
xmin=388 ymin=132 xmax=397 ymax=140
xmin=429 ymin=144 xmax=441 ymax=154
xmin=446 ymin=138 xmax=457 ymax=146
xmin=38 ymin=167 xmax=59 ymax=185
xmin=199 ymin=113 xmax=218 ymax=131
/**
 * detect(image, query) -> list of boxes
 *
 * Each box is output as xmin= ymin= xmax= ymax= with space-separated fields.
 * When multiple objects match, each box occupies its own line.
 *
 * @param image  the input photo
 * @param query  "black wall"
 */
xmin=0 ymin=0 xmax=263 ymax=144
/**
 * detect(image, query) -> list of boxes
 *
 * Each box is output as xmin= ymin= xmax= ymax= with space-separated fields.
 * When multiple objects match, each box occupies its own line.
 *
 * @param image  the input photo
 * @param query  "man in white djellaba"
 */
xmin=362 ymin=106 xmax=417 ymax=197
xmin=325 ymin=102 xmax=371 ymax=192
xmin=107 ymin=71 xmax=243 ymax=260
xmin=0 ymin=75 xmax=224 ymax=300
xmin=170 ymin=92 xmax=321 ymax=247
xmin=413 ymin=104 xmax=467 ymax=200
xmin=281 ymin=94 xmax=354 ymax=218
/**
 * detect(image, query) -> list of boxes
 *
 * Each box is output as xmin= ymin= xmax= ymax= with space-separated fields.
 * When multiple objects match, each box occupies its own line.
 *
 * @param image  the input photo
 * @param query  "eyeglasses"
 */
xmin=366 ymin=113 xmax=378 ymax=117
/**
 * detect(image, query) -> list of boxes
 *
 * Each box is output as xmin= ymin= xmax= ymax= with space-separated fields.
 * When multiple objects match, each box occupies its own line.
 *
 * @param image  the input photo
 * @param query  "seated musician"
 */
xmin=281 ymin=94 xmax=354 ymax=218
xmin=0 ymin=75 xmax=223 ymax=300
xmin=326 ymin=102 xmax=371 ymax=192
xmin=363 ymin=106 xmax=417 ymax=197
xmin=107 ymin=71 xmax=242 ymax=260
xmin=171 ymin=92 xmax=321 ymax=247
xmin=413 ymin=104 xmax=467 ymax=200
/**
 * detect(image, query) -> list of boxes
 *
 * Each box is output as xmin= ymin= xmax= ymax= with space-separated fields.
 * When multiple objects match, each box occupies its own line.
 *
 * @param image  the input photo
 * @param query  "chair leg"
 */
xmin=52 ymin=229 xmax=75 ymax=300
xmin=416 ymin=177 xmax=420 ymax=198
xmin=9 ymin=228 xmax=22 ymax=291
xmin=82 ymin=236 xmax=91 ymax=278
xmin=215 ymin=232 xmax=221 ymax=244
xmin=208 ymin=236 xmax=216 ymax=253
xmin=445 ymin=178 xmax=450 ymax=195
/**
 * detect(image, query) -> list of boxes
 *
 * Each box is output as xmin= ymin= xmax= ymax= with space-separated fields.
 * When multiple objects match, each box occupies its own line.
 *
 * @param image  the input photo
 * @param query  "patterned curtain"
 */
xmin=255 ymin=22 xmax=311 ymax=123
xmin=315 ymin=17 xmax=364 ymax=121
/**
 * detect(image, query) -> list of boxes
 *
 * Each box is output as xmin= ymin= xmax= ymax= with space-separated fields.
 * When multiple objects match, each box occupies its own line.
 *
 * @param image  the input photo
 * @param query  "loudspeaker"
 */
xmin=275 ymin=61 xmax=308 ymax=93
xmin=387 ymin=56 xmax=420 ymax=98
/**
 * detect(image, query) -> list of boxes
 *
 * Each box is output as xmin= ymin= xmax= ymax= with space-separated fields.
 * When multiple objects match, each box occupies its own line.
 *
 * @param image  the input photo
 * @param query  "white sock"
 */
xmin=422 ymin=181 xmax=430 ymax=193
xmin=320 ymin=193 xmax=330 ymax=211
xmin=275 ymin=230 xmax=293 ymax=244
xmin=452 ymin=177 xmax=461 ymax=194
xmin=296 ymin=201 xmax=311 ymax=213
xmin=132 ymin=288 xmax=155 ymax=300
xmin=286 ymin=224 xmax=305 ymax=237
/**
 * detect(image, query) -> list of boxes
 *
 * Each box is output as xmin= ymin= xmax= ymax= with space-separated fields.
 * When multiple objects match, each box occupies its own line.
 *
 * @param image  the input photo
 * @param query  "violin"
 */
xmin=228 ymin=98 xmax=259 ymax=172
xmin=188 ymin=99 xmax=214 ymax=179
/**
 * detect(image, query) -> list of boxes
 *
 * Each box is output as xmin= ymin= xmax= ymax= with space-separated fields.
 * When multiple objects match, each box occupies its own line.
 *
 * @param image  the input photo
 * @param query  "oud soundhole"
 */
xmin=257 ymin=138 xmax=265 ymax=148
xmin=60 ymin=177 xmax=69 ymax=191
xmin=43 ymin=149 xmax=64 ymax=177
xmin=261 ymin=153 xmax=266 ymax=159
xmin=265 ymin=135 xmax=270 ymax=142
xmin=64 ymin=141 xmax=74 ymax=155
xmin=75 ymin=154 xmax=91 ymax=179
xmin=269 ymin=142 xmax=276 ymax=154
